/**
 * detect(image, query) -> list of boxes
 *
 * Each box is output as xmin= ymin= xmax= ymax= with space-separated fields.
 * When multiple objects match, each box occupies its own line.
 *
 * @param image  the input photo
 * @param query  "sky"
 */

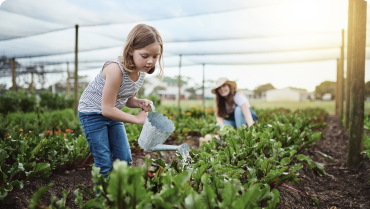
xmin=0 ymin=0 xmax=369 ymax=92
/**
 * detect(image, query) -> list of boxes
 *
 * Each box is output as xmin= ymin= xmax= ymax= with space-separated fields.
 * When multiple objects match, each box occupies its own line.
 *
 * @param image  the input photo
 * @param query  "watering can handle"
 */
xmin=149 ymin=103 xmax=156 ymax=112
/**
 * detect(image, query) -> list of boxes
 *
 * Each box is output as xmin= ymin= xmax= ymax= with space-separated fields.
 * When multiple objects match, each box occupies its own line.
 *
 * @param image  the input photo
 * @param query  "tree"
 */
xmin=254 ymin=83 xmax=275 ymax=97
xmin=151 ymin=86 xmax=166 ymax=95
xmin=315 ymin=81 xmax=336 ymax=99
xmin=185 ymin=87 xmax=197 ymax=100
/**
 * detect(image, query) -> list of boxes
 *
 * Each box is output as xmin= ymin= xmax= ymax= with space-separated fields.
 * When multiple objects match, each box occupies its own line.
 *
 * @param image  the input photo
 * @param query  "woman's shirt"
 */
xmin=225 ymin=92 xmax=251 ymax=120
xmin=78 ymin=60 xmax=145 ymax=113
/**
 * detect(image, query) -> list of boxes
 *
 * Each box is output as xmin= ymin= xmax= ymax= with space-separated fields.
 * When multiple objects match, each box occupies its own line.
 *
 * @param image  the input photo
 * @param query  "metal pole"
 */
xmin=178 ymin=55 xmax=182 ymax=113
xmin=67 ymin=62 xmax=70 ymax=95
xmin=202 ymin=64 xmax=205 ymax=109
xmin=348 ymin=0 xmax=367 ymax=168
xmin=346 ymin=0 xmax=354 ymax=129
xmin=11 ymin=58 xmax=16 ymax=91
xmin=74 ymin=25 xmax=79 ymax=116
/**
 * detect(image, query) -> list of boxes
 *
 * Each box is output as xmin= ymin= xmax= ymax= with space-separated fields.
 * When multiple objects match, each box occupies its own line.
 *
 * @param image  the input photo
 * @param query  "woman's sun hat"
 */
xmin=211 ymin=77 xmax=237 ymax=94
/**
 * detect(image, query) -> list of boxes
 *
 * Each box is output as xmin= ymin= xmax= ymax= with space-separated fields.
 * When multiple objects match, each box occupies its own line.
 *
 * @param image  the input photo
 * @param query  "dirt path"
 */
xmin=278 ymin=116 xmax=370 ymax=209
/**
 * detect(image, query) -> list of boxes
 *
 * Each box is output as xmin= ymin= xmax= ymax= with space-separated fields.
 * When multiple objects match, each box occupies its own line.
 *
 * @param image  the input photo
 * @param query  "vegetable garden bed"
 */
xmin=1 ymin=107 xmax=369 ymax=209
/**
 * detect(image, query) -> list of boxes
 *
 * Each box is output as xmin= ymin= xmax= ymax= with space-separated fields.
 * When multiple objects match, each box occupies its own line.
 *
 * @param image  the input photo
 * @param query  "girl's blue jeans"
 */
xmin=78 ymin=112 xmax=132 ymax=178
xmin=223 ymin=106 xmax=258 ymax=128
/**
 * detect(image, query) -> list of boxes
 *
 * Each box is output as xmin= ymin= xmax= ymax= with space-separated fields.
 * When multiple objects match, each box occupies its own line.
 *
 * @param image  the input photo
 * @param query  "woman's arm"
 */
xmin=216 ymin=116 xmax=224 ymax=126
xmin=101 ymin=64 xmax=147 ymax=124
xmin=240 ymin=103 xmax=254 ymax=127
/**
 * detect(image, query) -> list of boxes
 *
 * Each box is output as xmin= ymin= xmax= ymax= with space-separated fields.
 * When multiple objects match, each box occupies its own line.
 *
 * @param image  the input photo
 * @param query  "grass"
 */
xmin=161 ymin=100 xmax=370 ymax=115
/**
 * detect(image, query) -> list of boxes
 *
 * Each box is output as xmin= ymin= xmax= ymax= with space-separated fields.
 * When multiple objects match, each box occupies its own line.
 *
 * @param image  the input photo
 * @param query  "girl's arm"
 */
xmin=101 ymin=64 xmax=148 ymax=124
xmin=240 ymin=103 xmax=254 ymax=127
xmin=126 ymin=95 xmax=152 ymax=111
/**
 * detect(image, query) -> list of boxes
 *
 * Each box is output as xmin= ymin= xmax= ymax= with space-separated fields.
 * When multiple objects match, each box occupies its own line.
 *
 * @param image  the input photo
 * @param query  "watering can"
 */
xmin=138 ymin=104 xmax=190 ymax=157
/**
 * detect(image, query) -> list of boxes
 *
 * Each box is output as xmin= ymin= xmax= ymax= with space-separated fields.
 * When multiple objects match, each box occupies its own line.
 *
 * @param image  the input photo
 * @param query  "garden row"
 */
xmin=0 ymin=105 xmax=217 ymax=201
xmin=26 ymin=108 xmax=332 ymax=208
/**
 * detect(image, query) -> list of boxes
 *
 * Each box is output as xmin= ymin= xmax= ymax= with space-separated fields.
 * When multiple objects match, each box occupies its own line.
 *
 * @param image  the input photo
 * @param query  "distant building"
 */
xmin=322 ymin=93 xmax=332 ymax=101
xmin=240 ymin=89 xmax=254 ymax=100
xmin=144 ymin=77 xmax=189 ymax=100
xmin=265 ymin=87 xmax=308 ymax=102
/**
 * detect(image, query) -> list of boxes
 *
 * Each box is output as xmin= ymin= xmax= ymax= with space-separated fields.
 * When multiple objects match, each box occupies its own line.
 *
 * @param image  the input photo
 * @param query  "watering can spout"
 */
xmin=151 ymin=143 xmax=190 ymax=157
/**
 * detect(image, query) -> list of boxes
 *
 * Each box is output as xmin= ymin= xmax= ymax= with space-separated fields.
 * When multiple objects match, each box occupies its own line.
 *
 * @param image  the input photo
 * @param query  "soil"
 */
xmin=277 ymin=116 xmax=370 ymax=209
xmin=1 ymin=116 xmax=369 ymax=209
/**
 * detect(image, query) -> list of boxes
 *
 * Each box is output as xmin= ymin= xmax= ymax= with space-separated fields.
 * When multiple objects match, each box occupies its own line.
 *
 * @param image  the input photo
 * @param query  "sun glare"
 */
xmin=294 ymin=0 xmax=319 ymax=23
xmin=275 ymin=0 xmax=346 ymax=33
xmin=0 ymin=0 xmax=6 ymax=7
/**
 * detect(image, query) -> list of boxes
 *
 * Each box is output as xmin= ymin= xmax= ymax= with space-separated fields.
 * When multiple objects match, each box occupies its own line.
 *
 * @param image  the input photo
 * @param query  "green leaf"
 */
xmin=231 ymin=184 xmax=260 ymax=208
xmin=290 ymin=164 xmax=303 ymax=173
xmin=185 ymin=190 xmax=207 ymax=209
xmin=74 ymin=189 xmax=84 ymax=208
xmin=317 ymin=151 xmax=334 ymax=162
xmin=200 ymin=185 xmax=217 ymax=209
xmin=308 ymin=132 xmax=322 ymax=143
xmin=153 ymin=159 xmax=166 ymax=167
xmin=77 ymin=185 xmax=96 ymax=199
xmin=125 ymin=166 xmax=152 ymax=208
xmin=91 ymin=166 xmax=102 ymax=184
xmin=312 ymin=197 xmax=320 ymax=206
xmin=0 ymin=149 xmax=9 ymax=164
xmin=28 ymin=183 xmax=54 ymax=209
xmin=26 ymin=163 xmax=51 ymax=180
xmin=266 ymin=189 xmax=280 ymax=209
xmin=56 ymin=189 xmax=69 ymax=208
xmin=107 ymin=160 xmax=128 ymax=206
xmin=280 ymin=157 xmax=291 ymax=166
xmin=0 ymin=187 xmax=8 ymax=200
xmin=220 ymin=180 xmax=238 ymax=207
xmin=8 ymin=162 xmax=25 ymax=177
xmin=313 ymin=162 xmax=328 ymax=176
xmin=173 ymin=170 xmax=192 ymax=188
xmin=296 ymin=154 xmax=315 ymax=169
xmin=360 ymin=150 xmax=370 ymax=158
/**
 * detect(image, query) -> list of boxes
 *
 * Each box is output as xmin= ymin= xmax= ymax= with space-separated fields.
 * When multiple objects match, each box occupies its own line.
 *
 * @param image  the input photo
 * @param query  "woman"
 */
xmin=212 ymin=77 xmax=258 ymax=128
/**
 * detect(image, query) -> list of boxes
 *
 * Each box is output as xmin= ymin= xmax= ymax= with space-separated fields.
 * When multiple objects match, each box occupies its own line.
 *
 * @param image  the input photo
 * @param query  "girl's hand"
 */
xmin=139 ymin=99 xmax=153 ymax=112
xmin=136 ymin=111 xmax=148 ymax=125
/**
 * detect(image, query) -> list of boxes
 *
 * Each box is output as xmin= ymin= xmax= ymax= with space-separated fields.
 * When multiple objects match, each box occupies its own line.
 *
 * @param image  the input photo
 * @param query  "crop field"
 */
xmin=162 ymin=100 xmax=370 ymax=115
xmin=1 ymin=105 xmax=370 ymax=209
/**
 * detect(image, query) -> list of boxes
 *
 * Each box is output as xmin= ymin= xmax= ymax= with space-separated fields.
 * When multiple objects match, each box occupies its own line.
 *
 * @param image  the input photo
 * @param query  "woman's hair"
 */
xmin=215 ymin=84 xmax=237 ymax=118
xmin=119 ymin=24 xmax=164 ymax=77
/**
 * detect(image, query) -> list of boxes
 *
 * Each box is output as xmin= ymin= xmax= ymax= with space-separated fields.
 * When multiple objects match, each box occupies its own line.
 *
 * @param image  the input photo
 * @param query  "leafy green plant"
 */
xmin=0 ymin=90 xmax=37 ymax=114
xmin=0 ymin=131 xmax=90 ymax=200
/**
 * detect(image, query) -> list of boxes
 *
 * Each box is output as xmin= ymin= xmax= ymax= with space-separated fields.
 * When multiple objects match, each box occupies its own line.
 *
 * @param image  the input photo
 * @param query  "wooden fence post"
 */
xmin=178 ymin=55 xmax=182 ymax=115
xmin=346 ymin=0 xmax=354 ymax=129
xmin=336 ymin=58 xmax=340 ymax=116
xmin=11 ymin=58 xmax=16 ymax=91
xmin=67 ymin=62 xmax=70 ymax=95
xmin=348 ymin=0 xmax=367 ymax=168
xmin=202 ymin=64 xmax=205 ymax=109
xmin=339 ymin=29 xmax=345 ymax=121
xmin=74 ymin=25 xmax=79 ymax=116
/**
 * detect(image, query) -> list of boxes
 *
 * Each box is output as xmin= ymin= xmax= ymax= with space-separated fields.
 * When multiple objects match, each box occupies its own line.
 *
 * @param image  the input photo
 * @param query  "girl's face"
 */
xmin=217 ymin=84 xmax=230 ymax=97
xmin=131 ymin=43 xmax=161 ymax=73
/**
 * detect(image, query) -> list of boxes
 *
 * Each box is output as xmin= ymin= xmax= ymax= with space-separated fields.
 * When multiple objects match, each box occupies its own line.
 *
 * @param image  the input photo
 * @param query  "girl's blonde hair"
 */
xmin=119 ymin=24 xmax=164 ymax=77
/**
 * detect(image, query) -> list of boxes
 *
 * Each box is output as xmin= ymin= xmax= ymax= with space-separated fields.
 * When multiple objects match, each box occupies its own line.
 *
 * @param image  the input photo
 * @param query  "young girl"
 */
xmin=212 ymin=77 xmax=258 ymax=129
xmin=78 ymin=24 xmax=163 ymax=178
